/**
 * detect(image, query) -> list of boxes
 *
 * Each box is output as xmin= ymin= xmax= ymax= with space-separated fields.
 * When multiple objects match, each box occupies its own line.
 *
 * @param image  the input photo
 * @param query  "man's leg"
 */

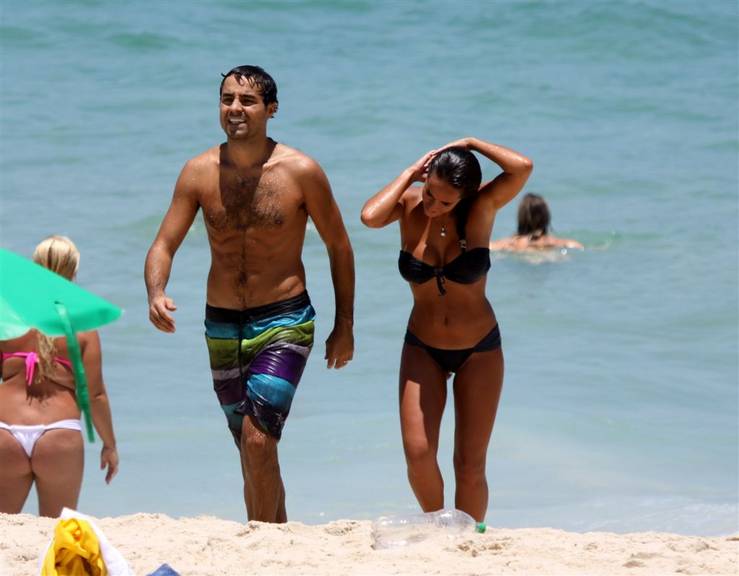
xmin=239 ymin=414 xmax=285 ymax=523
xmin=234 ymin=293 xmax=315 ymax=522
xmin=239 ymin=451 xmax=254 ymax=518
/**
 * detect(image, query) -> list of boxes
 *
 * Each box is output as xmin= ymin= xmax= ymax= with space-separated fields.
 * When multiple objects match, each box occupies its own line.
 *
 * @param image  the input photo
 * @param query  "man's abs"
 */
xmin=205 ymin=250 xmax=307 ymax=310
xmin=198 ymin=145 xmax=312 ymax=309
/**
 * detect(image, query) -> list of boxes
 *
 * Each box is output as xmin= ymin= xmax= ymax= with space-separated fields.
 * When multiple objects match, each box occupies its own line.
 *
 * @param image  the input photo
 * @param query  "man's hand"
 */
xmin=148 ymin=294 xmax=177 ymax=333
xmin=325 ymin=321 xmax=354 ymax=369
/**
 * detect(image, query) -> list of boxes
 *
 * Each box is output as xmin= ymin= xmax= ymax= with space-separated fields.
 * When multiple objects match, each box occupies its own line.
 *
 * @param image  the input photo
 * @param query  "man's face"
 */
xmin=219 ymin=75 xmax=276 ymax=139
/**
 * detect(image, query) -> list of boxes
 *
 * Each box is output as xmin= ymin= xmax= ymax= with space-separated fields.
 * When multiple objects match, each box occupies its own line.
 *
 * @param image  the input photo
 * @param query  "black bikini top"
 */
xmin=398 ymin=240 xmax=491 ymax=295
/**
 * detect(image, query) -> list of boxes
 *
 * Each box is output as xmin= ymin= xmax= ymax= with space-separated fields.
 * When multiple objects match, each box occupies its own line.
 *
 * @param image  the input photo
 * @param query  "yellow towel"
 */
xmin=41 ymin=518 xmax=108 ymax=576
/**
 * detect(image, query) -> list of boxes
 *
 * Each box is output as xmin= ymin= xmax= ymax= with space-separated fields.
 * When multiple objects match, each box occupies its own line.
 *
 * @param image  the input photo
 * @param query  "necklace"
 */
xmin=440 ymin=223 xmax=447 ymax=237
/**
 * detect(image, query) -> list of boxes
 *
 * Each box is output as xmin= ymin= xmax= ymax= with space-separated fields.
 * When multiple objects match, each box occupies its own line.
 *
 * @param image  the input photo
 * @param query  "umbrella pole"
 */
xmin=54 ymin=302 xmax=95 ymax=442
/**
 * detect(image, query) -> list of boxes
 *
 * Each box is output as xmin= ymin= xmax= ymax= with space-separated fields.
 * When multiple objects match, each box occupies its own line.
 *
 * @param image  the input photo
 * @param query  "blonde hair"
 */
xmin=32 ymin=235 xmax=80 ymax=280
xmin=31 ymin=236 xmax=81 ymax=385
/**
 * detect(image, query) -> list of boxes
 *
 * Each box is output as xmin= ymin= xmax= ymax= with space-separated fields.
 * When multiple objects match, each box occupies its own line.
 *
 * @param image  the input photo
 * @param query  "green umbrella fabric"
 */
xmin=0 ymin=249 xmax=122 ymax=339
xmin=0 ymin=248 xmax=122 ymax=441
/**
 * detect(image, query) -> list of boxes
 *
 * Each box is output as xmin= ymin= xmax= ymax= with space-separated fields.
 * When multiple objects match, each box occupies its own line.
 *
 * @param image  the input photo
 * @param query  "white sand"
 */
xmin=1 ymin=513 xmax=736 ymax=576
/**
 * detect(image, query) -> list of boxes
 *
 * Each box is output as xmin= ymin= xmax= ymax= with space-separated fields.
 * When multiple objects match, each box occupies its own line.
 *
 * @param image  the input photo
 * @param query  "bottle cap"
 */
xmin=475 ymin=522 xmax=486 ymax=534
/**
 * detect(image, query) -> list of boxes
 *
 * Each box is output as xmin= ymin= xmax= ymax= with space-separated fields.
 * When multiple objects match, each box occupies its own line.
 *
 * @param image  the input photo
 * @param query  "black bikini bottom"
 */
xmin=404 ymin=324 xmax=501 ymax=374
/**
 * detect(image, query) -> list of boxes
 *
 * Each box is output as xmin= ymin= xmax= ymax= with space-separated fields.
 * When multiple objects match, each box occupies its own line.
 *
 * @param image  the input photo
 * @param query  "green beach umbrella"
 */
xmin=0 ymin=248 xmax=122 ymax=441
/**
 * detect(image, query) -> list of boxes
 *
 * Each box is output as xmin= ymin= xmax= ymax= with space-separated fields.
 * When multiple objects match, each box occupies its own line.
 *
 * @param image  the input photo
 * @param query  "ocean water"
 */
xmin=1 ymin=0 xmax=736 ymax=536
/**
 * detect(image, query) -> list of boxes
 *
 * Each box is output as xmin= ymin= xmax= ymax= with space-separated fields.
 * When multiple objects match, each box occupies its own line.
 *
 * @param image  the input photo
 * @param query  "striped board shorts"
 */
xmin=204 ymin=291 xmax=315 ymax=444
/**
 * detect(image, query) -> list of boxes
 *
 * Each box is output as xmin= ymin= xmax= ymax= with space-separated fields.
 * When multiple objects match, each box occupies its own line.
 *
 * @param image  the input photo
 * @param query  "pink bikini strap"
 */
xmin=0 ymin=351 xmax=73 ymax=386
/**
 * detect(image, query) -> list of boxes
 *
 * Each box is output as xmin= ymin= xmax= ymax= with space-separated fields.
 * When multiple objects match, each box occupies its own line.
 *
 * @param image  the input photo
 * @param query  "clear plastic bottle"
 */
xmin=371 ymin=508 xmax=486 ymax=549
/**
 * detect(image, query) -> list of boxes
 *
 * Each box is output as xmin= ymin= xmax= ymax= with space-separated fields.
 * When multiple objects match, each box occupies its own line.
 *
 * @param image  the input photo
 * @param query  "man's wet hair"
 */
xmin=219 ymin=65 xmax=279 ymax=108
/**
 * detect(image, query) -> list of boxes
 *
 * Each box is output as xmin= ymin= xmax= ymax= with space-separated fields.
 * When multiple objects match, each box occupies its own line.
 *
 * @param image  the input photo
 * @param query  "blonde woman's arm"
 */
xmin=82 ymin=331 xmax=119 ymax=484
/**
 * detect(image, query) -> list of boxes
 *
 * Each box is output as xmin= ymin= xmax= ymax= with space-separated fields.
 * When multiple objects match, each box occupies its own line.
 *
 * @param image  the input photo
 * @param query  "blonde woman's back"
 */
xmin=0 ymin=235 xmax=118 ymax=517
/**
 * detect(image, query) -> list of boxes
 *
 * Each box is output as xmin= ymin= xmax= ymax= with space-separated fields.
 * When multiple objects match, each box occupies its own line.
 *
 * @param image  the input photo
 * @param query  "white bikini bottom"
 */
xmin=0 ymin=419 xmax=82 ymax=458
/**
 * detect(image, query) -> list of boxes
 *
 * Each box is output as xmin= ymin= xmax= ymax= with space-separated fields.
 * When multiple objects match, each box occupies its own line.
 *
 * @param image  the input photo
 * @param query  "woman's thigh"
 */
xmin=31 ymin=429 xmax=84 ymax=517
xmin=0 ymin=430 xmax=33 ymax=513
xmin=453 ymin=347 xmax=505 ymax=466
xmin=399 ymin=343 xmax=449 ymax=455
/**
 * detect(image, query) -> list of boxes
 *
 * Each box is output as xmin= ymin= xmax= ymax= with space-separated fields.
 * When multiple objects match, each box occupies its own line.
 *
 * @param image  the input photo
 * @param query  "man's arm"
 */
xmin=301 ymin=158 xmax=355 ymax=369
xmin=144 ymin=159 xmax=201 ymax=333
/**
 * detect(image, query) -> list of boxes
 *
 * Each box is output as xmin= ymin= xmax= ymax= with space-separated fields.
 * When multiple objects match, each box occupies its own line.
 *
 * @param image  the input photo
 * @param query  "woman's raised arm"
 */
xmin=442 ymin=137 xmax=533 ymax=210
xmin=360 ymin=150 xmax=436 ymax=228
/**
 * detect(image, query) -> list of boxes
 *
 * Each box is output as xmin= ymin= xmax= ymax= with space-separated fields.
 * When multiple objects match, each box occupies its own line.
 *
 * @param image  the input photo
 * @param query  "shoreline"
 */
xmin=3 ymin=512 xmax=737 ymax=576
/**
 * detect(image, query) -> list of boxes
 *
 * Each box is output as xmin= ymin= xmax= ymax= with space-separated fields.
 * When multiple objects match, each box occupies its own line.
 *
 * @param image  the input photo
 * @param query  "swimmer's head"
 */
xmin=517 ymin=193 xmax=551 ymax=237
xmin=33 ymin=235 xmax=80 ymax=281
xmin=219 ymin=65 xmax=279 ymax=111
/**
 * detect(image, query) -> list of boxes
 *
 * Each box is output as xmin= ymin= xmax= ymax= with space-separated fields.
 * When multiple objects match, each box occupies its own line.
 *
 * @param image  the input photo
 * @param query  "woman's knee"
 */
xmin=403 ymin=436 xmax=437 ymax=468
xmin=453 ymin=453 xmax=486 ymax=485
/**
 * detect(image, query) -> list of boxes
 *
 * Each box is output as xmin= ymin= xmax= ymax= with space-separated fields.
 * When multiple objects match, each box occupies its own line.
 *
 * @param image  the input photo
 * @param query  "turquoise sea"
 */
xmin=1 ymin=1 xmax=736 ymax=535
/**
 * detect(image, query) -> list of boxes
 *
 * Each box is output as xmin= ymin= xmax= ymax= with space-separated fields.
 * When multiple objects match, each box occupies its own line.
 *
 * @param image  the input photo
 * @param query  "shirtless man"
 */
xmin=144 ymin=65 xmax=354 ymax=523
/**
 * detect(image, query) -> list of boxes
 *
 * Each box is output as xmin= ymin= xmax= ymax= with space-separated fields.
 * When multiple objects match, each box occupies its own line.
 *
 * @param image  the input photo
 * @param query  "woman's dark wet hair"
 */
xmin=219 ymin=65 xmax=279 ymax=108
xmin=517 ymin=193 xmax=551 ymax=237
xmin=428 ymin=147 xmax=482 ymax=237
xmin=428 ymin=147 xmax=482 ymax=199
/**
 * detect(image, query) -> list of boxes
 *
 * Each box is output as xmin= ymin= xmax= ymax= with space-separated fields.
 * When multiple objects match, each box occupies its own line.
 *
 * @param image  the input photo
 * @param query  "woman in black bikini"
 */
xmin=361 ymin=137 xmax=532 ymax=522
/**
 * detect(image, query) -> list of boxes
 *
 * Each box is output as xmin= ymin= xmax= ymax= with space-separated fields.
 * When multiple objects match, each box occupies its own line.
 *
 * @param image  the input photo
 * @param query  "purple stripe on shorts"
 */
xmin=213 ymin=376 xmax=244 ymax=405
xmin=247 ymin=345 xmax=310 ymax=384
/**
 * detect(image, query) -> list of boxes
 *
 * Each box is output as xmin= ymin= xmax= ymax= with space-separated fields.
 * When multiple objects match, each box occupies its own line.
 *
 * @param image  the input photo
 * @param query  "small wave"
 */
xmin=114 ymin=213 xmax=169 ymax=235
xmin=491 ymin=231 xmax=622 ymax=263
xmin=109 ymin=31 xmax=177 ymax=51
xmin=0 ymin=25 xmax=50 ymax=48
xmin=226 ymin=0 xmax=374 ymax=15
xmin=493 ymin=248 xmax=577 ymax=265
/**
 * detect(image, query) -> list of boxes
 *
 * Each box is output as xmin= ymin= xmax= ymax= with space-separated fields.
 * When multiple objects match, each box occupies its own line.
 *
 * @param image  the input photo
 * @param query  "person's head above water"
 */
xmin=32 ymin=235 xmax=80 ymax=281
xmin=219 ymin=65 xmax=279 ymax=110
xmin=422 ymin=147 xmax=482 ymax=218
xmin=516 ymin=193 xmax=551 ymax=237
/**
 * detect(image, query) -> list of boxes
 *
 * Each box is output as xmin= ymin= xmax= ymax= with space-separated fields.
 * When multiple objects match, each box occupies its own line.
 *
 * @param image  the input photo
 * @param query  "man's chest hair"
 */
xmin=202 ymin=171 xmax=304 ymax=231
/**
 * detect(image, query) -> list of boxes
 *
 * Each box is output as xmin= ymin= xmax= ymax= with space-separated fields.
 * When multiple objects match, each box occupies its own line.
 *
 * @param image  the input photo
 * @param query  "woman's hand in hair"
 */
xmin=407 ymin=149 xmax=438 ymax=182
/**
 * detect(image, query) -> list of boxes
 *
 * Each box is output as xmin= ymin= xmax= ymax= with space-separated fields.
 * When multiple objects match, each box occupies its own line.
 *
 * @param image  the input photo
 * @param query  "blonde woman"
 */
xmin=0 ymin=236 xmax=118 ymax=517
